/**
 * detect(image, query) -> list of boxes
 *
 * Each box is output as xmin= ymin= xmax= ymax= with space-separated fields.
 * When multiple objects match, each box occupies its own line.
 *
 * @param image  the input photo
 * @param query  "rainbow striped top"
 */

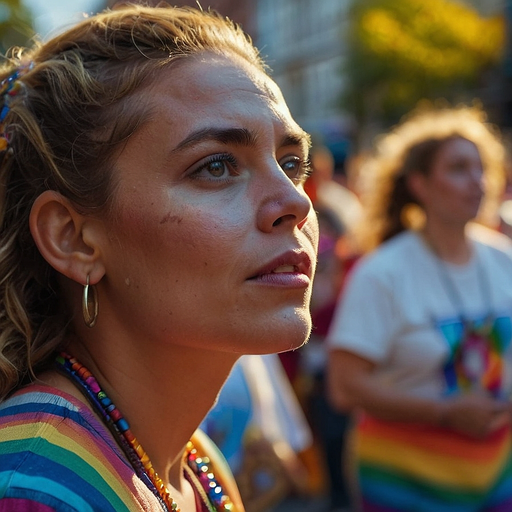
xmin=0 ymin=384 xmax=165 ymax=511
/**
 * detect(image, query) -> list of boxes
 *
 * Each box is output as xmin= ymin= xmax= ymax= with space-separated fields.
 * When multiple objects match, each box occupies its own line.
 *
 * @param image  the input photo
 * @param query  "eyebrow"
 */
xmin=281 ymin=132 xmax=311 ymax=152
xmin=171 ymin=127 xmax=256 ymax=153
xmin=171 ymin=127 xmax=311 ymax=154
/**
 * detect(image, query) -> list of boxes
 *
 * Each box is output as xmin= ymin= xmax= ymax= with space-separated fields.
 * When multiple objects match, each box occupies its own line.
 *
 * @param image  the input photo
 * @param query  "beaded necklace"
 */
xmin=55 ymin=353 xmax=235 ymax=512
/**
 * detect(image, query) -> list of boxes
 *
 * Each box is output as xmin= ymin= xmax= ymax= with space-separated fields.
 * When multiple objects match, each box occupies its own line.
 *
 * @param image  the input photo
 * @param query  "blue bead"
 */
xmin=0 ymin=105 xmax=9 ymax=121
xmin=118 ymin=418 xmax=129 ymax=432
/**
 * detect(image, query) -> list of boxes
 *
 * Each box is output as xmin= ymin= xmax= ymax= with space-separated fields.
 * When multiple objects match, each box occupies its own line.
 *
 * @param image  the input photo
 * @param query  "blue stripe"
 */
xmin=0 ymin=449 xmax=120 ymax=512
xmin=4 ymin=473 xmax=94 ymax=512
xmin=360 ymin=467 xmax=480 ymax=512
xmin=487 ymin=465 xmax=512 ymax=504
xmin=0 ymin=401 xmax=85 ymax=427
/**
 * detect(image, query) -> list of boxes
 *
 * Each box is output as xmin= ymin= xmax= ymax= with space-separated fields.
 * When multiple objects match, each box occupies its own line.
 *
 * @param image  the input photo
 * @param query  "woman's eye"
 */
xmin=280 ymin=156 xmax=312 ymax=183
xmin=206 ymin=160 xmax=229 ymax=178
xmin=191 ymin=153 xmax=238 ymax=181
xmin=449 ymin=162 xmax=469 ymax=173
xmin=448 ymin=159 xmax=481 ymax=175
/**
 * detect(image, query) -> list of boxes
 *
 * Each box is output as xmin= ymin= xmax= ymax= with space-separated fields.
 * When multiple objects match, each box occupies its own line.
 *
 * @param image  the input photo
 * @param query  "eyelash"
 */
xmin=189 ymin=153 xmax=239 ymax=181
xmin=282 ymin=157 xmax=313 ymax=184
xmin=301 ymin=158 xmax=313 ymax=181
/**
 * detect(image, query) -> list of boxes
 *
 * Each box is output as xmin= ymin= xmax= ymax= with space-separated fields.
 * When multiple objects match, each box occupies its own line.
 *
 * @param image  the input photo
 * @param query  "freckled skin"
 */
xmin=96 ymin=53 xmax=318 ymax=355
xmin=160 ymin=213 xmax=183 ymax=225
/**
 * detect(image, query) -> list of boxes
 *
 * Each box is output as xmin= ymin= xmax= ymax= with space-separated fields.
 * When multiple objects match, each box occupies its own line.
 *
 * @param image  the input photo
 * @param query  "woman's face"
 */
xmin=413 ymin=137 xmax=484 ymax=226
xmin=96 ymin=53 xmax=318 ymax=355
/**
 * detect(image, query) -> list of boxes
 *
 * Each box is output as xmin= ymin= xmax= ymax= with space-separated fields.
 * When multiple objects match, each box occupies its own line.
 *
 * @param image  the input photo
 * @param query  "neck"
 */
xmin=421 ymin=218 xmax=471 ymax=265
xmin=61 ymin=335 xmax=238 ymax=495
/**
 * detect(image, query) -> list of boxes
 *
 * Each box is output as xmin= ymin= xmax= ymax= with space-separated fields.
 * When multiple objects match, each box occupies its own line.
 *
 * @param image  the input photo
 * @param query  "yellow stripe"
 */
xmin=1 ymin=422 xmax=136 ymax=508
xmin=357 ymin=431 xmax=511 ymax=489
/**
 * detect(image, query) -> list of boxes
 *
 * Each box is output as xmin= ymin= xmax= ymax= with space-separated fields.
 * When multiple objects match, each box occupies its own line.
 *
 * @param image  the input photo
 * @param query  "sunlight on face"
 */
xmin=98 ymin=53 xmax=319 ymax=355
xmin=420 ymin=138 xmax=484 ymax=225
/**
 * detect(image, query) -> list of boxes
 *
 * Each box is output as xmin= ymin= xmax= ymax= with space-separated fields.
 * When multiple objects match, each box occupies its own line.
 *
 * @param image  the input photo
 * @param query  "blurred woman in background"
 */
xmin=327 ymin=106 xmax=512 ymax=511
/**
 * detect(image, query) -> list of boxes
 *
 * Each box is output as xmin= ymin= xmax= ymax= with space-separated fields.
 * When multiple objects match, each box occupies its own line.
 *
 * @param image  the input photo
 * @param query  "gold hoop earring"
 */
xmin=82 ymin=275 xmax=98 ymax=328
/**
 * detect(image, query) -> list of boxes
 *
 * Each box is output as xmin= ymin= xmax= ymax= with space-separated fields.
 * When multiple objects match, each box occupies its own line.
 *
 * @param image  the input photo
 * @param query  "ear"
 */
xmin=29 ymin=190 xmax=106 ymax=285
xmin=406 ymin=171 xmax=428 ymax=206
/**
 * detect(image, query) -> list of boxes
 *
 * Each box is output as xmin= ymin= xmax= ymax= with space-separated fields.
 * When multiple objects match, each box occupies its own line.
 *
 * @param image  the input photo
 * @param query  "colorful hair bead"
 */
xmin=0 ymin=62 xmax=33 ymax=152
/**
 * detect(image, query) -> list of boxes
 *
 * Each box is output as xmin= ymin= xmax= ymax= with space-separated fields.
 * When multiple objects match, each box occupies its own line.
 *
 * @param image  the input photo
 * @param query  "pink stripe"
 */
xmin=0 ymin=498 xmax=55 ymax=511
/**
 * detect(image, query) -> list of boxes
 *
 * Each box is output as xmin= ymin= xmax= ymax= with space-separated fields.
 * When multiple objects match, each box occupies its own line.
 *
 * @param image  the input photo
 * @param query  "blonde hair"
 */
xmin=357 ymin=105 xmax=505 ymax=252
xmin=0 ymin=4 xmax=266 ymax=399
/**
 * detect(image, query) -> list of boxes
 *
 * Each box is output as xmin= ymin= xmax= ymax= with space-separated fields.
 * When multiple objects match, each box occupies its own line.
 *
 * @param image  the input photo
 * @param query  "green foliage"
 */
xmin=342 ymin=0 xmax=505 ymax=128
xmin=0 ymin=0 xmax=35 ymax=55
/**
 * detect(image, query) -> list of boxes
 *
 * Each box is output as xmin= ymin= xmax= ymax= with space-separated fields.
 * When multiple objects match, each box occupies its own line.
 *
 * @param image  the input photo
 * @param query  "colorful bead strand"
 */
xmin=56 ymin=353 xmax=178 ymax=512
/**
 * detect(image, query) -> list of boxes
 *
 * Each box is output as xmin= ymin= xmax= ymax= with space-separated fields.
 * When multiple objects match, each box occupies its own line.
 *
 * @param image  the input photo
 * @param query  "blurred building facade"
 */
xmin=256 ymin=0 xmax=352 ymax=167
xmin=467 ymin=0 xmax=505 ymax=15
xmin=501 ymin=0 xmax=512 ymax=129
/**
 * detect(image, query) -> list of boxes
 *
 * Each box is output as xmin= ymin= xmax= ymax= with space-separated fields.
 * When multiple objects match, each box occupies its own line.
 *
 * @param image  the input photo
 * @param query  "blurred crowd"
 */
xmin=203 ymin=103 xmax=512 ymax=512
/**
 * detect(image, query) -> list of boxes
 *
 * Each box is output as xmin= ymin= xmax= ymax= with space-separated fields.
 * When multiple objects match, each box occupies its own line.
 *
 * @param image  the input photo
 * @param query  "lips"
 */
xmin=248 ymin=250 xmax=313 ymax=280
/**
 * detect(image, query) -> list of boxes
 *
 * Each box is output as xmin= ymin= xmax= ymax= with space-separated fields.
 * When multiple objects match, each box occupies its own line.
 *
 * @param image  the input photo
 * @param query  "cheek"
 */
xmin=444 ymin=177 xmax=472 ymax=198
xmin=430 ymin=175 xmax=462 ymax=197
xmin=115 ymin=200 xmax=248 ymax=269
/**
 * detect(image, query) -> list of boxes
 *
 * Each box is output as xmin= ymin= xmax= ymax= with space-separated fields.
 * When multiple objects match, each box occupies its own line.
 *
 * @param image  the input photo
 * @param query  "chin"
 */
xmin=252 ymin=309 xmax=312 ymax=355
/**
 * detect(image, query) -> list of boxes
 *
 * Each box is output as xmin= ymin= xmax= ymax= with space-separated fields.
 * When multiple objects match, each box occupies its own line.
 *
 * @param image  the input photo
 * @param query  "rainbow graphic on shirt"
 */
xmin=436 ymin=315 xmax=512 ymax=399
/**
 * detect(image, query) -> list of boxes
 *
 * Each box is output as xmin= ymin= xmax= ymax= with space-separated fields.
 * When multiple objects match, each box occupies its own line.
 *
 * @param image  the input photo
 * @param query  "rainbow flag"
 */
xmin=356 ymin=415 xmax=512 ymax=511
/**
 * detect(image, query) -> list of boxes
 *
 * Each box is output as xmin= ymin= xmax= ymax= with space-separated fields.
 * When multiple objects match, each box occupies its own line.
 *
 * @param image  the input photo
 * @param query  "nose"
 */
xmin=257 ymin=166 xmax=313 ymax=233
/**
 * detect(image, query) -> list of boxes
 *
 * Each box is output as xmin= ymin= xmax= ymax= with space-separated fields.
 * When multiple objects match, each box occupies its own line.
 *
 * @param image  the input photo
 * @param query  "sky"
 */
xmin=22 ymin=0 xmax=104 ymax=39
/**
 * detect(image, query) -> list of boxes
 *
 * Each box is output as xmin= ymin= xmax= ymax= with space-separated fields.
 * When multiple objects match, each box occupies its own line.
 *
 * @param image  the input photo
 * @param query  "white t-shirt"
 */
xmin=327 ymin=228 xmax=512 ymax=399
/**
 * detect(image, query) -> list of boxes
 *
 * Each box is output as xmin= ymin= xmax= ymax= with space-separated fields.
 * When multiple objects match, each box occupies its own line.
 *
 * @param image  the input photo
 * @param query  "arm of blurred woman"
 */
xmin=327 ymin=348 xmax=512 ymax=439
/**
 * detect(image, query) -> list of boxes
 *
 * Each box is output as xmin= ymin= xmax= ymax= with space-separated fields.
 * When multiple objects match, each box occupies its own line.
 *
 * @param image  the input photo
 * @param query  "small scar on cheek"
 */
xmin=160 ymin=212 xmax=183 ymax=224
xmin=125 ymin=278 xmax=130 ymax=286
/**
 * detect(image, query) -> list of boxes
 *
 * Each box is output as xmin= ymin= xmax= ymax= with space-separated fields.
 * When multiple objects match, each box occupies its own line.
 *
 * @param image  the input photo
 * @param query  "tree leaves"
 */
xmin=342 ymin=0 xmax=505 ymax=136
xmin=0 ymin=0 xmax=35 ymax=54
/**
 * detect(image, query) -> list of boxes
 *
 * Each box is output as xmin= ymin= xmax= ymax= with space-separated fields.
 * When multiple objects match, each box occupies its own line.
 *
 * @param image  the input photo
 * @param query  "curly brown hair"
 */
xmin=356 ymin=105 xmax=505 ymax=253
xmin=0 ymin=4 xmax=266 ymax=400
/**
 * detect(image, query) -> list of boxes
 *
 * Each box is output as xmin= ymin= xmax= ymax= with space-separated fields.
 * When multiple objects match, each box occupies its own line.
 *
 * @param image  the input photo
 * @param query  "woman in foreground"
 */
xmin=0 ymin=5 xmax=318 ymax=511
xmin=327 ymin=107 xmax=512 ymax=511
